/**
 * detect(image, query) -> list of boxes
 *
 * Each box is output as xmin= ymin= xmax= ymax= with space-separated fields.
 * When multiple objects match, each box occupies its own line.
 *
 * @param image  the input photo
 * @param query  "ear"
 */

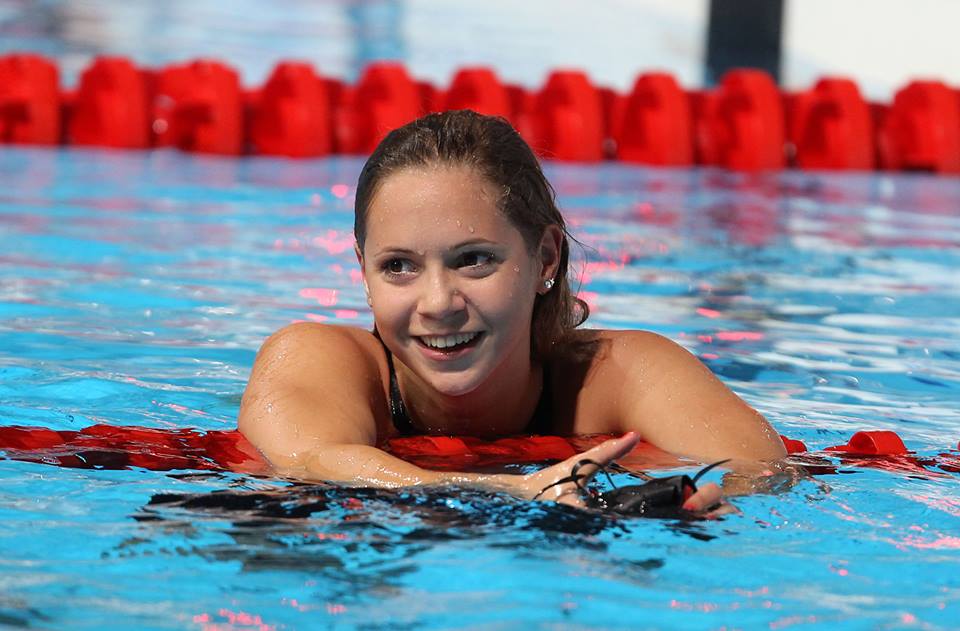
xmin=537 ymin=225 xmax=563 ymax=288
xmin=355 ymin=243 xmax=370 ymax=296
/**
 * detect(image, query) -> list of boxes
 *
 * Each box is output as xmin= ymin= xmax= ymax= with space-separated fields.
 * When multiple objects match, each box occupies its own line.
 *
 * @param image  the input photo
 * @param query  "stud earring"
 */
xmin=543 ymin=278 xmax=555 ymax=291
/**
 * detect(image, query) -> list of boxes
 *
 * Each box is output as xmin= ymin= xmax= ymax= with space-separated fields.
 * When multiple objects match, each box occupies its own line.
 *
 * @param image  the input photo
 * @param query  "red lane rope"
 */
xmin=1 ymin=424 xmax=957 ymax=475
xmin=2 ymin=54 xmax=958 ymax=174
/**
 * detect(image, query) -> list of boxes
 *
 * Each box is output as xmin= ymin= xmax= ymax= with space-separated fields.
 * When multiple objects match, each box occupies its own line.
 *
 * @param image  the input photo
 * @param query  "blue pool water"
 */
xmin=1 ymin=146 xmax=959 ymax=629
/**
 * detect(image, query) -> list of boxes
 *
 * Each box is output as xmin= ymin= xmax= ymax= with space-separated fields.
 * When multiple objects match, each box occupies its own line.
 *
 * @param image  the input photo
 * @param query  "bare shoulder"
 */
xmin=560 ymin=329 xmax=697 ymax=381
xmin=558 ymin=328 xmax=785 ymax=462
xmin=254 ymin=322 xmax=384 ymax=368
xmin=598 ymin=329 xmax=707 ymax=374
xmin=239 ymin=323 xmax=390 ymax=467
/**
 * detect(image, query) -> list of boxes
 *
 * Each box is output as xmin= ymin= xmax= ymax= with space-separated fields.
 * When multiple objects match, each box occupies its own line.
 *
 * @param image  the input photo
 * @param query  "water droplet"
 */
xmin=468 ymin=225 xmax=475 ymax=233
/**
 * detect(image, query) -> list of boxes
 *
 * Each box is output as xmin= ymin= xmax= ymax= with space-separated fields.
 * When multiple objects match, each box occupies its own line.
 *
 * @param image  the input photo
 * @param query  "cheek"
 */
xmin=475 ymin=271 xmax=537 ymax=320
xmin=368 ymin=283 xmax=411 ymax=323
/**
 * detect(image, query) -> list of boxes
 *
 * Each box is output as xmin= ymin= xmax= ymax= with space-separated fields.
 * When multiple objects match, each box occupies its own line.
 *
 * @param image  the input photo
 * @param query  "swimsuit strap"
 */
xmin=384 ymin=347 xmax=417 ymax=436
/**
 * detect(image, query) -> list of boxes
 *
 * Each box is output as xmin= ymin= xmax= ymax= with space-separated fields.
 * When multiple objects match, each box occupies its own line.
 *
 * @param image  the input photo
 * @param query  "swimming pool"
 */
xmin=1 ymin=143 xmax=958 ymax=628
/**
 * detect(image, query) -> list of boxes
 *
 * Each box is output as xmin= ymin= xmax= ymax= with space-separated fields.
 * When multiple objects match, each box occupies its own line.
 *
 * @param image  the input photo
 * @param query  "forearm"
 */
xmin=287 ymin=443 xmax=519 ymax=495
xmin=720 ymin=459 xmax=806 ymax=497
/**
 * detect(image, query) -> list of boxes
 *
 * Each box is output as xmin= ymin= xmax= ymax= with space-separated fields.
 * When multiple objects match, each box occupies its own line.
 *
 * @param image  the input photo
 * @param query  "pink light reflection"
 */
xmin=716 ymin=331 xmax=764 ymax=342
xmin=299 ymin=288 xmax=338 ymax=306
xmin=192 ymin=608 xmax=276 ymax=631
xmin=312 ymin=230 xmax=354 ymax=254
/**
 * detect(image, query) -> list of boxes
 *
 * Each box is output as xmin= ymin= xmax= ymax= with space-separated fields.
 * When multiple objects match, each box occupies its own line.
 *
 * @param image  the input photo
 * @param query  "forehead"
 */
xmin=363 ymin=165 xmax=522 ymax=249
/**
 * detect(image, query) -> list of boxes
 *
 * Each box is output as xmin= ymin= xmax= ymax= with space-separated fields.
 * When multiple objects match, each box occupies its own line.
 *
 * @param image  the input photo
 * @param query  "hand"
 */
xmin=516 ymin=432 xmax=642 ymax=507
xmin=682 ymin=482 xmax=738 ymax=518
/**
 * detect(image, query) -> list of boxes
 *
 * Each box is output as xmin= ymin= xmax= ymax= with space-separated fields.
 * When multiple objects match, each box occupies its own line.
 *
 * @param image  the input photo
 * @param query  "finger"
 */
xmin=558 ymin=432 xmax=642 ymax=488
xmin=554 ymin=487 xmax=588 ymax=508
xmin=681 ymin=482 xmax=722 ymax=512
xmin=573 ymin=432 xmax=641 ymax=470
xmin=528 ymin=433 xmax=641 ymax=505
xmin=703 ymin=502 xmax=739 ymax=518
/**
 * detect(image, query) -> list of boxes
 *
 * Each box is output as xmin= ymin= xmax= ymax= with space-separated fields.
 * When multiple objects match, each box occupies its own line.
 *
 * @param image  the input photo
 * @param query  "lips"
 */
xmin=415 ymin=331 xmax=483 ymax=355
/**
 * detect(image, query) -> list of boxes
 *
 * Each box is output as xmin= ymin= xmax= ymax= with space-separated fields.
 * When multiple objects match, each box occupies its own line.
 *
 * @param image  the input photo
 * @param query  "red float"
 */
xmin=826 ymin=430 xmax=908 ymax=456
xmin=68 ymin=56 xmax=152 ymax=149
xmin=250 ymin=62 xmax=332 ymax=158
xmin=153 ymin=59 xmax=244 ymax=155
xmin=443 ymin=67 xmax=511 ymax=118
xmin=695 ymin=69 xmax=785 ymax=170
xmin=878 ymin=80 xmax=960 ymax=174
xmin=615 ymin=72 xmax=693 ymax=166
xmin=0 ymin=54 xmax=61 ymax=145
xmin=780 ymin=435 xmax=808 ymax=454
xmin=349 ymin=62 xmax=422 ymax=154
xmin=533 ymin=70 xmax=605 ymax=162
xmin=788 ymin=77 xmax=874 ymax=170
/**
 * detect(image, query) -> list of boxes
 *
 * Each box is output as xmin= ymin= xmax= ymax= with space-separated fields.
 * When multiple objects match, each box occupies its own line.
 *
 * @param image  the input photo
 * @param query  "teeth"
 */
xmin=420 ymin=332 xmax=479 ymax=349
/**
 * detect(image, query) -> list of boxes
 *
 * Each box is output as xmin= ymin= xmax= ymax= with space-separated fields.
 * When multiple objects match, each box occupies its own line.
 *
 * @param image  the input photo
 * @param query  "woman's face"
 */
xmin=359 ymin=165 xmax=555 ymax=397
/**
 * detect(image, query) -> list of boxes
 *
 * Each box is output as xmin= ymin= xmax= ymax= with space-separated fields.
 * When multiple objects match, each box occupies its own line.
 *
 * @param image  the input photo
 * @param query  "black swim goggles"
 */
xmin=532 ymin=458 xmax=730 ymax=518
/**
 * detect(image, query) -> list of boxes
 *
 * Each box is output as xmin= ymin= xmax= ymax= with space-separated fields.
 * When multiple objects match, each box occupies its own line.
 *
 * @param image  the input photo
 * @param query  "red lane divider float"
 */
xmin=67 ymin=56 xmax=153 ymax=149
xmin=0 ymin=54 xmax=61 ymax=144
xmin=153 ymin=59 xmax=245 ymax=155
xmin=1 ymin=424 xmax=958 ymax=477
xmin=250 ymin=61 xmax=333 ymax=158
xmin=2 ymin=52 xmax=959 ymax=174
xmin=877 ymin=80 xmax=960 ymax=174
xmin=786 ymin=77 xmax=875 ymax=170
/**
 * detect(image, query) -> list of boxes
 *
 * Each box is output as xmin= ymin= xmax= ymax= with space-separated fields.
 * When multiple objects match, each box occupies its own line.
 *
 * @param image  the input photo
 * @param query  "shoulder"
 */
xmin=247 ymin=323 xmax=388 ymax=398
xmin=599 ymin=329 xmax=698 ymax=367
xmin=256 ymin=323 xmax=384 ymax=367
xmin=554 ymin=328 xmax=693 ymax=373
xmin=240 ymin=323 xmax=392 ymax=461
xmin=547 ymin=328 xmax=712 ymax=433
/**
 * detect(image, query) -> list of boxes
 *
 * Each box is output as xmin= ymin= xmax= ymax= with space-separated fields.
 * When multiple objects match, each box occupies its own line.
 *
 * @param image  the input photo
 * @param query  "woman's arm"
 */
xmin=612 ymin=331 xmax=787 ymax=466
xmin=238 ymin=323 xmax=641 ymax=504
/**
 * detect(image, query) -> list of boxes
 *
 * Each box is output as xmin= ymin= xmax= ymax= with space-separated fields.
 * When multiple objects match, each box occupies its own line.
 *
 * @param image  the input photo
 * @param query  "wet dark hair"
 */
xmin=354 ymin=109 xmax=589 ymax=360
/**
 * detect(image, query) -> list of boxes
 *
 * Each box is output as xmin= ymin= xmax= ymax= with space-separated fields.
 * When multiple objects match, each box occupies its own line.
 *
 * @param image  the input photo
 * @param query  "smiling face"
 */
xmin=359 ymin=164 xmax=556 ymax=398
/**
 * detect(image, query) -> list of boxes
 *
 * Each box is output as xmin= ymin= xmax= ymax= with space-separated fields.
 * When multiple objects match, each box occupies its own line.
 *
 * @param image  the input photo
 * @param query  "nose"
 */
xmin=417 ymin=267 xmax=466 ymax=320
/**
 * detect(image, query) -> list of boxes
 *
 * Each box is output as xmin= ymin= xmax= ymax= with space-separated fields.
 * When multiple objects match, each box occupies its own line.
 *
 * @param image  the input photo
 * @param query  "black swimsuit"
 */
xmin=382 ymin=345 xmax=553 ymax=436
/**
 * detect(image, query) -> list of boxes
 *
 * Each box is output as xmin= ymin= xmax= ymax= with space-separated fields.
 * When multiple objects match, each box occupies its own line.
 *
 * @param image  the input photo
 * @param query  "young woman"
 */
xmin=238 ymin=110 xmax=787 ymax=512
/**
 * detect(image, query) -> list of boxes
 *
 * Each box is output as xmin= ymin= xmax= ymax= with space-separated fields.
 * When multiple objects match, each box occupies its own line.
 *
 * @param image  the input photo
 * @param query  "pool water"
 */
xmin=1 ymin=146 xmax=959 ymax=629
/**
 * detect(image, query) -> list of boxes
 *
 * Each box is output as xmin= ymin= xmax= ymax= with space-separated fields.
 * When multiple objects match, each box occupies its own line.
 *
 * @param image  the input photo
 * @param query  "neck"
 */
xmin=396 ymin=360 xmax=544 ymax=437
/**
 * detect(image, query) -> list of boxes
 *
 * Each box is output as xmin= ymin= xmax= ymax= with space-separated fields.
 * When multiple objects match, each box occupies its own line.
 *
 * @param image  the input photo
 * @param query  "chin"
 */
xmin=426 ymin=373 xmax=483 ymax=398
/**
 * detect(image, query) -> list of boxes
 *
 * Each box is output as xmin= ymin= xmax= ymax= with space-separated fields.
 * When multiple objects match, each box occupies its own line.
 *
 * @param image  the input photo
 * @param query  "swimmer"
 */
xmin=238 ymin=110 xmax=787 ymax=514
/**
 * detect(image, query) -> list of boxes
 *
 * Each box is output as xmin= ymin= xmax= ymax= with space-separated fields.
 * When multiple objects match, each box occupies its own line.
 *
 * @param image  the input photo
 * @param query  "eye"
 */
xmin=457 ymin=250 xmax=496 ymax=269
xmin=381 ymin=258 xmax=416 ymax=276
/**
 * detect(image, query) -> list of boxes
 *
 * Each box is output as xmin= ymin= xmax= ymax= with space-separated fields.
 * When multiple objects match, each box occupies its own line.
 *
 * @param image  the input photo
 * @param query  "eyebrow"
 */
xmin=374 ymin=238 xmax=502 ymax=254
